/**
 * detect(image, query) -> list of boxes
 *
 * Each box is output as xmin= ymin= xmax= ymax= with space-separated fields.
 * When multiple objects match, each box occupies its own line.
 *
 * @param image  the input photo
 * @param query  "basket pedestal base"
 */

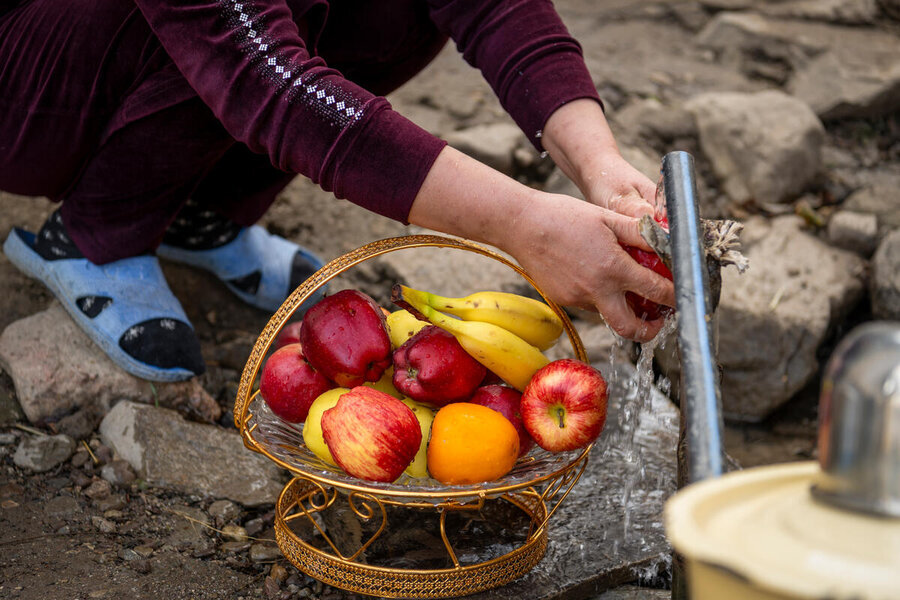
xmin=274 ymin=477 xmax=550 ymax=598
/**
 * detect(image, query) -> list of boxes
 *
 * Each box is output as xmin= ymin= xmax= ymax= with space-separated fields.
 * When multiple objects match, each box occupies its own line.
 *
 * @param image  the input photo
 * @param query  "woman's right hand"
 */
xmin=408 ymin=146 xmax=674 ymax=342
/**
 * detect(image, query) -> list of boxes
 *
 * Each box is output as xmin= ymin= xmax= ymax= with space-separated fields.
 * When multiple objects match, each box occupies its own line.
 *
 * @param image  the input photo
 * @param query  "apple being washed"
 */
xmin=300 ymin=289 xmax=392 ymax=387
xmin=392 ymin=326 xmax=486 ymax=407
xmin=321 ymin=386 xmax=422 ymax=482
xmin=260 ymin=343 xmax=334 ymax=423
xmin=521 ymin=358 xmax=608 ymax=452
xmin=470 ymin=384 xmax=534 ymax=457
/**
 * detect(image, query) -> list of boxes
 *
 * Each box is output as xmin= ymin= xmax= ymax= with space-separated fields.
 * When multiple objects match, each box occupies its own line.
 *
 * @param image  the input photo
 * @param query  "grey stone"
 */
xmin=0 ymin=303 xmax=221 ymax=424
xmin=591 ymin=585 xmax=671 ymax=600
xmin=760 ymin=0 xmax=880 ymax=25
xmin=13 ymin=434 xmax=75 ymax=472
xmin=221 ymin=524 xmax=248 ymax=542
xmin=445 ymin=122 xmax=525 ymax=176
xmin=84 ymin=479 xmax=112 ymax=500
xmin=871 ymin=229 xmax=900 ymax=320
xmin=686 ymin=90 xmax=825 ymax=204
xmin=99 ymin=401 xmax=284 ymax=507
xmin=0 ymin=432 xmax=17 ymax=445
xmin=612 ymin=99 xmax=698 ymax=145
xmin=826 ymin=210 xmax=879 ymax=256
xmin=843 ymin=182 xmax=900 ymax=239
xmin=717 ymin=216 xmax=867 ymax=421
xmin=208 ymin=499 xmax=242 ymax=526
xmin=0 ymin=370 xmax=25 ymax=426
xmin=880 ymin=0 xmax=900 ymax=18
xmin=91 ymin=516 xmax=117 ymax=534
xmin=43 ymin=494 xmax=82 ymax=519
xmin=100 ymin=460 xmax=136 ymax=488
xmin=249 ymin=542 xmax=283 ymax=563
xmin=698 ymin=12 xmax=900 ymax=121
xmin=93 ymin=494 xmax=126 ymax=512
xmin=165 ymin=504 xmax=212 ymax=550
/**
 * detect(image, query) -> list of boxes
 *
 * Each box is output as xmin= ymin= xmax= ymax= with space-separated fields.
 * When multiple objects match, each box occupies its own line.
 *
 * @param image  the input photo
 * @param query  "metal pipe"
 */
xmin=662 ymin=151 xmax=725 ymax=484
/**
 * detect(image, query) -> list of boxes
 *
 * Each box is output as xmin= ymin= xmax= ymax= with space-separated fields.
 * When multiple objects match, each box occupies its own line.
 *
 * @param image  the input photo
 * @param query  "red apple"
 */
xmin=521 ymin=359 xmax=608 ymax=452
xmin=621 ymin=213 xmax=673 ymax=321
xmin=321 ymin=386 xmax=422 ymax=482
xmin=392 ymin=326 xmax=486 ymax=407
xmin=260 ymin=343 xmax=335 ymax=423
xmin=274 ymin=321 xmax=303 ymax=350
xmin=469 ymin=384 xmax=534 ymax=456
xmin=299 ymin=289 xmax=392 ymax=387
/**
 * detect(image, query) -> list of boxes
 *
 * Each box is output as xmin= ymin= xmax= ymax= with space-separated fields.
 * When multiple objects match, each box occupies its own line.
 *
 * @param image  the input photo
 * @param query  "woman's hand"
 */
xmin=408 ymin=146 xmax=674 ymax=342
xmin=542 ymin=98 xmax=661 ymax=220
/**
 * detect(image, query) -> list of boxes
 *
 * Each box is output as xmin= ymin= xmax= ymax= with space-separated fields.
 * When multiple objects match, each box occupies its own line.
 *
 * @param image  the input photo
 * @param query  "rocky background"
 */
xmin=1 ymin=1 xmax=899 ymax=598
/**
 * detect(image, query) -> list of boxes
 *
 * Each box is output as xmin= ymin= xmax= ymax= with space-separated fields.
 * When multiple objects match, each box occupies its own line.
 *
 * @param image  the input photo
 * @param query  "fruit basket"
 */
xmin=234 ymin=235 xmax=593 ymax=598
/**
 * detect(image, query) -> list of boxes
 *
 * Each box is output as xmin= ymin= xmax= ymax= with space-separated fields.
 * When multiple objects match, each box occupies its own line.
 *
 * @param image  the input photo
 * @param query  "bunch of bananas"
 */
xmin=391 ymin=285 xmax=564 ymax=391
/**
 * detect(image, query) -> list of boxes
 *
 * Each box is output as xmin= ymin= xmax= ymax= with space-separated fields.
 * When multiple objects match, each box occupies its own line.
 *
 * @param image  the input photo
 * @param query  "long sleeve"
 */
xmin=134 ymin=0 xmax=446 ymax=222
xmin=428 ymin=0 xmax=601 ymax=150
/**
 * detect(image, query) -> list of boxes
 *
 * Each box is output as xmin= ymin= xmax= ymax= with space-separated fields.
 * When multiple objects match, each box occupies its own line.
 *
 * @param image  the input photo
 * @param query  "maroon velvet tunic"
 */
xmin=0 ymin=0 xmax=600 ymax=262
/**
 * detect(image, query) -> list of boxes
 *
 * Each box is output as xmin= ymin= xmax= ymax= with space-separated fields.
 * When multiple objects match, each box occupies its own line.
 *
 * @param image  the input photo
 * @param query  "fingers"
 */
xmin=599 ymin=210 xmax=653 ymax=252
xmin=598 ymin=294 xmax=665 ymax=343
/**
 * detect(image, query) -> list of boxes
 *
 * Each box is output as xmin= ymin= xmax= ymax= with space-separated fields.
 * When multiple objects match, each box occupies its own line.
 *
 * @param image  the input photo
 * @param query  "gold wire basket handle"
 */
xmin=234 ymin=234 xmax=587 ymax=428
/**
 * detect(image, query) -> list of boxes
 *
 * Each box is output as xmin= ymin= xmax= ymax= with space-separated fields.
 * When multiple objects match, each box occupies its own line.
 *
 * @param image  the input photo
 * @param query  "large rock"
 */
xmin=445 ymin=122 xmax=526 ymax=176
xmin=871 ymin=229 xmax=900 ymax=320
xmin=697 ymin=12 xmax=900 ymax=120
xmin=686 ymin=90 xmax=825 ymax=204
xmin=0 ymin=303 xmax=220 ymax=425
xmin=99 ymin=401 xmax=284 ymax=507
xmin=13 ymin=434 xmax=75 ymax=472
xmin=842 ymin=181 xmax=900 ymax=240
xmin=716 ymin=216 xmax=867 ymax=421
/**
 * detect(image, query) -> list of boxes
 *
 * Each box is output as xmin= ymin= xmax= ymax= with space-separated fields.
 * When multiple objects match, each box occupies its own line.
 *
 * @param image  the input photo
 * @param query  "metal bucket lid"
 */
xmin=665 ymin=461 xmax=900 ymax=599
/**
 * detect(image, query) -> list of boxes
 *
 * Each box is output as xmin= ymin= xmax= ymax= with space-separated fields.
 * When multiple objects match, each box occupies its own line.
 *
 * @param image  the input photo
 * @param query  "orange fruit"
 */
xmin=427 ymin=403 xmax=520 ymax=485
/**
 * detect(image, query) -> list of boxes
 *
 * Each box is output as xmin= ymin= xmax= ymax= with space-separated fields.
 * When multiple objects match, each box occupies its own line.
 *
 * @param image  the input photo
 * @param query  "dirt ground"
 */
xmin=3 ymin=1 xmax=896 ymax=598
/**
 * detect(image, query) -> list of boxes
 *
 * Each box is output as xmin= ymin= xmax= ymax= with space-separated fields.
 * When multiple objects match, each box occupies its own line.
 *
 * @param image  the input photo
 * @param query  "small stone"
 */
xmin=13 ymin=434 xmax=76 ymax=472
xmin=0 ymin=433 xmax=17 ymax=445
xmin=871 ymin=229 xmax=900 ymax=319
xmin=93 ymin=444 xmax=113 ymax=465
xmin=71 ymin=470 xmax=92 ymax=488
xmin=221 ymin=540 xmax=251 ymax=554
xmin=130 ymin=559 xmax=151 ymax=574
xmin=55 ymin=408 xmax=101 ymax=440
xmin=91 ymin=516 xmax=116 ymax=534
xmin=827 ymin=210 xmax=879 ymax=255
xmin=243 ymin=517 xmax=264 ymax=537
xmin=208 ymin=499 xmax=241 ymax=526
xmin=264 ymin=576 xmax=280 ymax=599
xmin=44 ymin=495 xmax=82 ymax=519
xmin=103 ymin=509 xmax=124 ymax=520
xmin=221 ymin=524 xmax=248 ymax=542
xmin=249 ymin=542 xmax=283 ymax=563
xmin=269 ymin=564 xmax=288 ymax=585
xmin=100 ymin=460 xmax=136 ymax=487
xmin=118 ymin=548 xmax=142 ymax=561
xmin=83 ymin=479 xmax=112 ymax=500
xmin=133 ymin=545 xmax=154 ymax=558
xmin=70 ymin=450 xmax=91 ymax=468
xmin=2 ymin=499 xmax=19 ymax=509
xmin=0 ymin=482 xmax=24 ymax=498
xmin=93 ymin=494 xmax=126 ymax=512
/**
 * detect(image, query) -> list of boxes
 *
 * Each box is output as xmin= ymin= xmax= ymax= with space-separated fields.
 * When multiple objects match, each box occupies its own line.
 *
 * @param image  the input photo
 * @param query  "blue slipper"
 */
xmin=3 ymin=228 xmax=204 ymax=382
xmin=157 ymin=225 xmax=325 ymax=313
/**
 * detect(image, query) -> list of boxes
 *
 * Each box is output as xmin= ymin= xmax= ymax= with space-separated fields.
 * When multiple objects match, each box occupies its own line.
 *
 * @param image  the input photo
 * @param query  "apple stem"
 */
xmin=556 ymin=407 xmax=565 ymax=429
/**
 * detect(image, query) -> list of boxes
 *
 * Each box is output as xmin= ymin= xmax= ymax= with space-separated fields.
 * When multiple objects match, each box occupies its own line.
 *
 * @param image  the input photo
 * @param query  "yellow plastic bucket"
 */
xmin=664 ymin=461 xmax=900 ymax=600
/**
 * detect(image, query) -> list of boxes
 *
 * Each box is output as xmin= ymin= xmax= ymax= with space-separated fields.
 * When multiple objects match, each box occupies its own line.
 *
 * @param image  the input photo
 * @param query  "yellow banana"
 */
xmin=393 ymin=285 xmax=549 ymax=391
xmin=399 ymin=286 xmax=564 ymax=350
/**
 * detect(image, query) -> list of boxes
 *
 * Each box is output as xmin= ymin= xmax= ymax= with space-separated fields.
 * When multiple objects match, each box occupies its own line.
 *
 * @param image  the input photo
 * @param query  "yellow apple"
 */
xmin=401 ymin=398 xmax=435 ymax=479
xmin=364 ymin=366 xmax=403 ymax=398
xmin=386 ymin=309 xmax=428 ymax=349
xmin=303 ymin=387 xmax=351 ymax=466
